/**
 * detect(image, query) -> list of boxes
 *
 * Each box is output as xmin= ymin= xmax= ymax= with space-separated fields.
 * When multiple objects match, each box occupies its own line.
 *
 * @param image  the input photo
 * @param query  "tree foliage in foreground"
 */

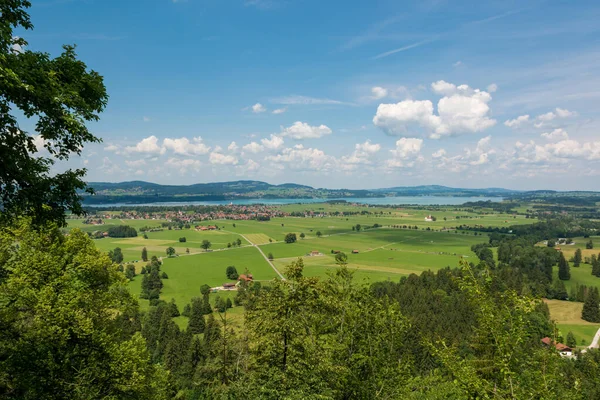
xmin=0 ymin=222 xmax=169 ymax=399
xmin=0 ymin=0 xmax=108 ymax=227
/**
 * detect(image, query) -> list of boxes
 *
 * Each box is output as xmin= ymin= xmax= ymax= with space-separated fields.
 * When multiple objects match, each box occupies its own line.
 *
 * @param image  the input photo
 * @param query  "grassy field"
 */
xmin=545 ymin=299 xmax=600 ymax=346
xmin=68 ymin=203 xmax=538 ymax=329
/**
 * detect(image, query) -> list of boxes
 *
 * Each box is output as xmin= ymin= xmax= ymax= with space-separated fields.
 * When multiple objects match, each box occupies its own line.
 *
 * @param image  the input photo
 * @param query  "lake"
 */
xmin=87 ymin=196 xmax=503 ymax=208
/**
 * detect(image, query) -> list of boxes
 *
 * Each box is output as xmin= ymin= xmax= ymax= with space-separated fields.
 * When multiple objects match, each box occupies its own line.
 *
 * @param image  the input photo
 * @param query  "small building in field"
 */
xmin=541 ymin=337 xmax=573 ymax=357
xmin=309 ymin=250 xmax=322 ymax=256
xmin=223 ymin=282 xmax=236 ymax=289
xmin=238 ymin=274 xmax=253 ymax=282
xmin=352 ymin=249 xmax=359 ymax=254
xmin=333 ymin=250 xmax=341 ymax=254
xmin=424 ymin=215 xmax=434 ymax=222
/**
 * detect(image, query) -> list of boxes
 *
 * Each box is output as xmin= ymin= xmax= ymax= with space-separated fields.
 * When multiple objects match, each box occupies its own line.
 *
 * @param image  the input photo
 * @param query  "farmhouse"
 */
xmin=541 ymin=337 xmax=573 ymax=357
xmin=424 ymin=215 xmax=434 ymax=222
xmin=352 ymin=250 xmax=359 ymax=254
xmin=308 ymin=250 xmax=322 ymax=256
xmin=238 ymin=274 xmax=253 ymax=282
xmin=223 ymin=282 xmax=237 ymax=289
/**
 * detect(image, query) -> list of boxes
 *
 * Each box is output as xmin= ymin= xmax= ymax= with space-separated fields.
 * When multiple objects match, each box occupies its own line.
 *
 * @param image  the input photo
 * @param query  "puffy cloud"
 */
xmin=555 ymin=108 xmax=576 ymax=118
xmin=432 ymin=136 xmax=496 ymax=171
xmin=374 ymin=82 xmax=496 ymax=139
xmin=279 ymin=121 xmax=332 ymax=139
xmin=373 ymin=100 xmax=441 ymax=136
xmin=104 ymin=144 xmax=119 ymax=152
xmin=261 ymin=134 xmax=284 ymax=150
xmin=487 ymin=83 xmax=498 ymax=93
xmin=252 ymin=103 xmax=267 ymax=113
xmin=228 ymin=141 xmax=239 ymax=152
xmin=272 ymin=108 xmax=287 ymax=114
xmin=165 ymin=158 xmax=202 ymax=172
xmin=125 ymin=136 xmax=166 ymax=155
xmin=244 ymin=159 xmax=260 ymax=172
xmin=432 ymin=149 xmax=446 ymax=158
xmin=341 ymin=140 xmax=381 ymax=165
xmin=209 ymin=152 xmax=238 ymax=165
xmin=266 ymin=145 xmax=336 ymax=171
xmin=242 ymin=142 xmax=264 ymax=154
xmin=431 ymin=80 xmax=458 ymax=96
xmin=541 ymin=128 xmax=569 ymax=141
xmin=534 ymin=108 xmax=577 ymax=128
xmin=546 ymin=139 xmax=600 ymax=160
xmin=32 ymin=135 xmax=46 ymax=152
xmin=504 ymin=115 xmax=530 ymax=128
xmin=163 ymin=137 xmax=210 ymax=155
xmin=371 ymin=86 xmax=388 ymax=99
xmin=386 ymin=138 xmax=424 ymax=168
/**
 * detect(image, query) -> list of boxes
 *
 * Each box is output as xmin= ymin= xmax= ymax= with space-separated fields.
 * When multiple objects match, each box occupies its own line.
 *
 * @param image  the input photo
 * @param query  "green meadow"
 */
xmin=68 ymin=203 xmax=543 ymax=326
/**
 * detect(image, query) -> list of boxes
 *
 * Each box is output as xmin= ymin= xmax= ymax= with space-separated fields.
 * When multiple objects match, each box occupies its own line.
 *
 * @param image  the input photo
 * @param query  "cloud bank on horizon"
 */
xmin=25 ymin=0 xmax=600 ymax=191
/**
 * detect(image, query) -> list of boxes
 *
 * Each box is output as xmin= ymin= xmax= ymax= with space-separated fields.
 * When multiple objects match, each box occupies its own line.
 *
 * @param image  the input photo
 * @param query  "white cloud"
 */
xmin=163 ymin=137 xmax=211 ymax=155
xmin=541 ymin=128 xmax=569 ymax=141
xmin=11 ymin=36 xmax=23 ymax=54
xmin=32 ymin=135 xmax=46 ymax=152
xmin=555 ymin=108 xmax=576 ymax=118
xmin=244 ymin=159 xmax=260 ymax=172
xmin=272 ymin=108 xmax=287 ymax=114
xmin=125 ymin=136 xmax=166 ymax=155
xmin=125 ymin=159 xmax=147 ymax=168
xmin=432 ymin=149 xmax=446 ymax=158
xmin=504 ymin=115 xmax=530 ymax=128
xmin=228 ymin=141 xmax=239 ymax=152
xmin=374 ymin=82 xmax=496 ymax=139
xmin=104 ymin=144 xmax=119 ymax=152
xmin=371 ymin=86 xmax=388 ymax=99
xmin=261 ymin=134 xmax=284 ymax=150
xmin=209 ymin=152 xmax=238 ymax=165
xmin=453 ymin=61 xmax=462 ymax=67
xmin=143 ymin=116 xmax=151 ymax=122
xmin=534 ymin=108 xmax=577 ymax=128
xmin=341 ymin=140 xmax=381 ymax=165
xmin=431 ymin=80 xmax=458 ymax=96
xmin=386 ymin=138 xmax=424 ymax=168
xmin=279 ymin=121 xmax=333 ymax=139
xmin=165 ymin=158 xmax=202 ymax=172
xmin=267 ymin=145 xmax=336 ymax=171
xmin=487 ymin=83 xmax=498 ymax=93
xmin=537 ymin=111 xmax=556 ymax=122
xmin=242 ymin=142 xmax=264 ymax=154
xmin=252 ymin=103 xmax=267 ymax=113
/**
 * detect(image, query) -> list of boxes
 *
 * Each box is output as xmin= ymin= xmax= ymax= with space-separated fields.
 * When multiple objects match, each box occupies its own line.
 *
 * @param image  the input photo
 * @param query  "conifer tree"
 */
xmin=573 ymin=248 xmax=582 ymax=267
xmin=202 ymin=293 xmax=213 ymax=315
xmin=187 ymin=297 xmax=206 ymax=334
xmin=582 ymin=287 xmax=600 ymax=323
xmin=142 ymin=247 xmax=148 ymax=262
xmin=592 ymin=255 xmax=600 ymax=277
xmin=558 ymin=253 xmax=571 ymax=280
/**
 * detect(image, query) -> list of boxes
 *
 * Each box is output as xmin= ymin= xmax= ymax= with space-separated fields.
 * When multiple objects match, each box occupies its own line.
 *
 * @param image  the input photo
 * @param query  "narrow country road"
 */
xmin=589 ymin=327 xmax=600 ymax=349
xmin=222 ymin=230 xmax=285 ymax=280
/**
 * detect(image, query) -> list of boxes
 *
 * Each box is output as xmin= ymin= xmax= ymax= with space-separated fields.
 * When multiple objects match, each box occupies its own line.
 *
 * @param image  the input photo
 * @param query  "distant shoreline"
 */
xmin=83 ymin=195 xmax=504 ymax=208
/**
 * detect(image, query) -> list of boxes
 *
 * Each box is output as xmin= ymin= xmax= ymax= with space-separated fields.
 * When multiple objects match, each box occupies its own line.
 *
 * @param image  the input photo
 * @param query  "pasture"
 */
xmin=69 ymin=203 xmax=540 ymax=329
xmin=545 ymin=299 xmax=600 ymax=346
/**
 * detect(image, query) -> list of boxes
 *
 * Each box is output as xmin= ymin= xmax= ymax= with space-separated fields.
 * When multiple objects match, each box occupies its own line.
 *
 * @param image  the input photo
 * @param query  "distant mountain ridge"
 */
xmin=82 ymin=180 xmax=521 ymax=205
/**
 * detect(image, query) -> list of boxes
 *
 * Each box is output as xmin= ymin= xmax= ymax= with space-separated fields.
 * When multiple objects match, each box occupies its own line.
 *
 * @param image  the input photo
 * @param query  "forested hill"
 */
xmin=83 ymin=180 xmax=518 ymax=204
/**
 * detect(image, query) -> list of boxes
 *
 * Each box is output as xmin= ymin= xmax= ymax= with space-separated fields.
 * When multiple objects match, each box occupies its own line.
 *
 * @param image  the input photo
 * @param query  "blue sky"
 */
xmin=21 ymin=0 xmax=600 ymax=190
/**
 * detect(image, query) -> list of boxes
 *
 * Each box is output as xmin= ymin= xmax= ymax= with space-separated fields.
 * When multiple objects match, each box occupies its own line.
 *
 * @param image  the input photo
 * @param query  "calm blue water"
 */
xmin=88 ymin=196 xmax=503 ymax=208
